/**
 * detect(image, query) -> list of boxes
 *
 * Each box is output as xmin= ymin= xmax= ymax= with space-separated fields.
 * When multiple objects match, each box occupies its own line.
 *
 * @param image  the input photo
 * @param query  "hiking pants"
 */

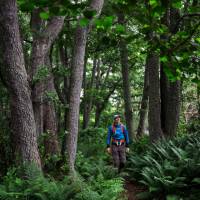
xmin=111 ymin=144 xmax=126 ymax=170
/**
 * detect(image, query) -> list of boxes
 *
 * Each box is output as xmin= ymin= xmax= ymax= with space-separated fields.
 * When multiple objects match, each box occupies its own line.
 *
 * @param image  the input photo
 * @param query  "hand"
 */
xmin=126 ymin=147 xmax=130 ymax=153
xmin=107 ymin=147 xmax=111 ymax=154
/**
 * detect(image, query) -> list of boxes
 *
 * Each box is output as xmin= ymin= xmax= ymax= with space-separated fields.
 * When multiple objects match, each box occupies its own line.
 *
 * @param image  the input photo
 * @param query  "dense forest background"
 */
xmin=0 ymin=0 xmax=199 ymax=199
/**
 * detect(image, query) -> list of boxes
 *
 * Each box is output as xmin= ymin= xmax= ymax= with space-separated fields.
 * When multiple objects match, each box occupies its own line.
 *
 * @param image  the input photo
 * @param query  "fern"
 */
xmin=126 ymin=133 xmax=200 ymax=199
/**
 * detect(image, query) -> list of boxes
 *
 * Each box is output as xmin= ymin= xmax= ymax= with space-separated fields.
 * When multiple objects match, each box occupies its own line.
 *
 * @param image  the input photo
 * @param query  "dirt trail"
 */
xmin=124 ymin=180 xmax=146 ymax=200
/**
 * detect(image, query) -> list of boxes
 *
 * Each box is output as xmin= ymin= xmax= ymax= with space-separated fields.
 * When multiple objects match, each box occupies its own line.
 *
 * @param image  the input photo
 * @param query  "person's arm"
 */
xmin=124 ymin=126 xmax=129 ymax=147
xmin=106 ymin=126 xmax=112 ymax=147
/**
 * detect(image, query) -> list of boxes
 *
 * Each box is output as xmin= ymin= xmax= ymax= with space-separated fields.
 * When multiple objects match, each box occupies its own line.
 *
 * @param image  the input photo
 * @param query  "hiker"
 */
xmin=106 ymin=114 xmax=129 ymax=172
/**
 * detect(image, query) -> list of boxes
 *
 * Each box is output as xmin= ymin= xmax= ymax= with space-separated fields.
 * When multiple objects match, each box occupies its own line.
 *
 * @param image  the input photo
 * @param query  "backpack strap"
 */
xmin=112 ymin=123 xmax=125 ymax=135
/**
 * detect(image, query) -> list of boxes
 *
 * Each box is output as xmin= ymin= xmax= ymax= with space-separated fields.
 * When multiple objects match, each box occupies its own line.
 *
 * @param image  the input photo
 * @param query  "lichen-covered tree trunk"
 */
xmin=148 ymin=53 xmax=163 ymax=142
xmin=118 ymin=13 xmax=135 ymax=141
xmin=137 ymin=61 xmax=149 ymax=138
xmin=31 ymin=10 xmax=64 ymax=137
xmin=67 ymin=0 xmax=104 ymax=173
xmin=0 ymin=0 xmax=41 ymax=167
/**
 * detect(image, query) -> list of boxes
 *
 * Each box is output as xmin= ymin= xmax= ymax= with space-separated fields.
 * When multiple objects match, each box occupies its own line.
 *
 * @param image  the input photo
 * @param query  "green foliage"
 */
xmin=0 ymin=166 xmax=81 ymax=200
xmin=186 ymin=117 xmax=200 ymax=134
xmin=126 ymin=134 xmax=200 ymax=199
xmin=0 ymin=161 xmax=126 ymax=200
xmin=32 ymin=67 xmax=50 ymax=85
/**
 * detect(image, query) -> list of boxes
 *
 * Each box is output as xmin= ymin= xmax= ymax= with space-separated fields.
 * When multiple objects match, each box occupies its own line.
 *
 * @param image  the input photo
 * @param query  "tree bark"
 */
xmin=118 ymin=13 xmax=135 ymax=141
xmin=67 ymin=0 xmax=104 ymax=173
xmin=43 ymin=54 xmax=59 ymax=156
xmin=31 ymin=10 xmax=64 ymax=137
xmin=137 ymin=61 xmax=149 ymax=137
xmin=0 ymin=0 xmax=41 ymax=168
xmin=148 ymin=53 xmax=163 ymax=142
xmin=160 ymin=7 xmax=181 ymax=138
xmin=83 ymin=57 xmax=97 ymax=129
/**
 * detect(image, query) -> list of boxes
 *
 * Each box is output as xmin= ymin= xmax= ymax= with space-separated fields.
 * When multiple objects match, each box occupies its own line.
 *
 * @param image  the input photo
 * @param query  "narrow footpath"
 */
xmin=124 ymin=180 xmax=146 ymax=200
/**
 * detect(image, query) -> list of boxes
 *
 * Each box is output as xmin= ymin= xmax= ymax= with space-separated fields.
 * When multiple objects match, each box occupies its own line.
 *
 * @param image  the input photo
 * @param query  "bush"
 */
xmin=187 ymin=117 xmax=200 ymax=134
xmin=126 ymin=134 xmax=200 ymax=200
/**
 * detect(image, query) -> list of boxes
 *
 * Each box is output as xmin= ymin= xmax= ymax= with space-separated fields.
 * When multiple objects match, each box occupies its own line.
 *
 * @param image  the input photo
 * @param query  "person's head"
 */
xmin=113 ymin=114 xmax=121 ymax=124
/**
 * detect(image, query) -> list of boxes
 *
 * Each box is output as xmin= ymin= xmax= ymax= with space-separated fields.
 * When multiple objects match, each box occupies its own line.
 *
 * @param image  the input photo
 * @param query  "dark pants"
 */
xmin=111 ymin=144 xmax=126 ymax=172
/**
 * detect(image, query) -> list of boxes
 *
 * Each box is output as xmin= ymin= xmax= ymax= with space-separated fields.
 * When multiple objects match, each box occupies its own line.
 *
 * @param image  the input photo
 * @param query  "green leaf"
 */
xmin=20 ymin=2 xmax=35 ymax=12
xmin=103 ymin=16 xmax=114 ymax=29
xmin=172 ymin=1 xmax=182 ymax=9
xmin=166 ymin=195 xmax=180 ymax=200
xmin=79 ymin=18 xmax=89 ymax=27
xmin=195 ymin=37 xmax=200 ymax=43
xmin=149 ymin=0 xmax=157 ymax=7
xmin=39 ymin=12 xmax=50 ymax=20
xmin=160 ymin=56 xmax=168 ymax=63
xmin=115 ymin=24 xmax=125 ymax=33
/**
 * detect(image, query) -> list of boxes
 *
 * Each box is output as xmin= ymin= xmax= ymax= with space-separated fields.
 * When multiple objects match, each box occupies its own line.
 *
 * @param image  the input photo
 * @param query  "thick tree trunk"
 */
xmin=67 ymin=0 xmax=104 ymax=173
xmin=160 ymin=7 xmax=181 ymax=137
xmin=31 ymin=10 xmax=64 ymax=137
xmin=0 ymin=0 xmax=41 ymax=167
xmin=118 ymin=13 xmax=135 ymax=141
xmin=137 ymin=61 xmax=149 ymax=137
xmin=148 ymin=53 xmax=163 ymax=142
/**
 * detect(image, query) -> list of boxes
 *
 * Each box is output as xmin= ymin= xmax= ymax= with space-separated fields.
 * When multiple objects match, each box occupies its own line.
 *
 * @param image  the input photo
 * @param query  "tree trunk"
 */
xmin=67 ymin=25 xmax=87 ymax=172
xmin=43 ymin=54 xmax=59 ymax=156
xmin=148 ymin=53 xmax=163 ymax=142
xmin=58 ymin=37 xmax=71 ymax=156
xmin=31 ymin=10 xmax=64 ymax=137
xmin=67 ymin=0 xmax=104 ymax=173
xmin=160 ymin=7 xmax=181 ymax=138
xmin=0 ymin=0 xmax=41 ymax=168
xmin=137 ymin=61 xmax=149 ymax=138
xmin=83 ymin=57 xmax=97 ymax=129
xmin=118 ymin=13 xmax=135 ymax=141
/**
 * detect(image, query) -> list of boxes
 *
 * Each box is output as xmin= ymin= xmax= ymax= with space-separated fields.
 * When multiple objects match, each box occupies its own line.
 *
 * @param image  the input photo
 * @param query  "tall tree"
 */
xmin=0 ymin=0 xmax=41 ymax=167
xmin=83 ymin=56 xmax=97 ymax=129
xmin=118 ymin=12 xmax=135 ymax=140
xmin=31 ymin=9 xmax=64 ymax=138
xmin=42 ymin=53 xmax=59 ymax=156
xmin=160 ymin=5 xmax=181 ymax=138
xmin=137 ymin=61 xmax=149 ymax=137
xmin=67 ymin=0 xmax=104 ymax=173
xmin=148 ymin=52 xmax=163 ymax=142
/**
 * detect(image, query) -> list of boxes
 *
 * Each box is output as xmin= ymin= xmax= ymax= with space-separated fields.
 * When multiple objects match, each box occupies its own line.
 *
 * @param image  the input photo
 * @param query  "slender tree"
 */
xmin=137 ymin=61 xmax=149 ymax=137
xmin=118 ymin=12 xmax=135 ymax=140
xmin=67 ymin=0 xmax=104 ymax=173
xmin=83 ymin=57 xmax=97 ymax=129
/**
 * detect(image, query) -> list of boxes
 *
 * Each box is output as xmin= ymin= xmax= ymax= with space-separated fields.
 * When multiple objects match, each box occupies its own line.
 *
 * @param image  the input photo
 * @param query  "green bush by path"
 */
xmin=126 ymin=133 xmax=200 ymax=200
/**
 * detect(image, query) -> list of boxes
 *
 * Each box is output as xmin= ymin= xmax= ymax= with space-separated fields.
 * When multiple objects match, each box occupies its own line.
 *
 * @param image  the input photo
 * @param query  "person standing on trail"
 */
xmin=106 ymin=114 xmax=129 ymax=172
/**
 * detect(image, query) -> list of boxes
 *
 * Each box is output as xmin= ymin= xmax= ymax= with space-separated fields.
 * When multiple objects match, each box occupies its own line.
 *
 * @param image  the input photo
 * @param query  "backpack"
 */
xmin=112 ymin=123 xmax=125 ymax=136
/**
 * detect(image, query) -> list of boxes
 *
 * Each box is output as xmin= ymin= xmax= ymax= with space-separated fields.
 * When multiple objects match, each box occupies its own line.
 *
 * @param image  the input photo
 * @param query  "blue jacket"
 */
xmin=106 ymin=123 xmax=129 ymax=147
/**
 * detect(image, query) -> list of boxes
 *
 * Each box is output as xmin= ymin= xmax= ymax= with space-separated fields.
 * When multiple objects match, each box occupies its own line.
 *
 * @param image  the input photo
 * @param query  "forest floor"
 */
xmin=124 ymin=179 xmax=146 ymax=200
